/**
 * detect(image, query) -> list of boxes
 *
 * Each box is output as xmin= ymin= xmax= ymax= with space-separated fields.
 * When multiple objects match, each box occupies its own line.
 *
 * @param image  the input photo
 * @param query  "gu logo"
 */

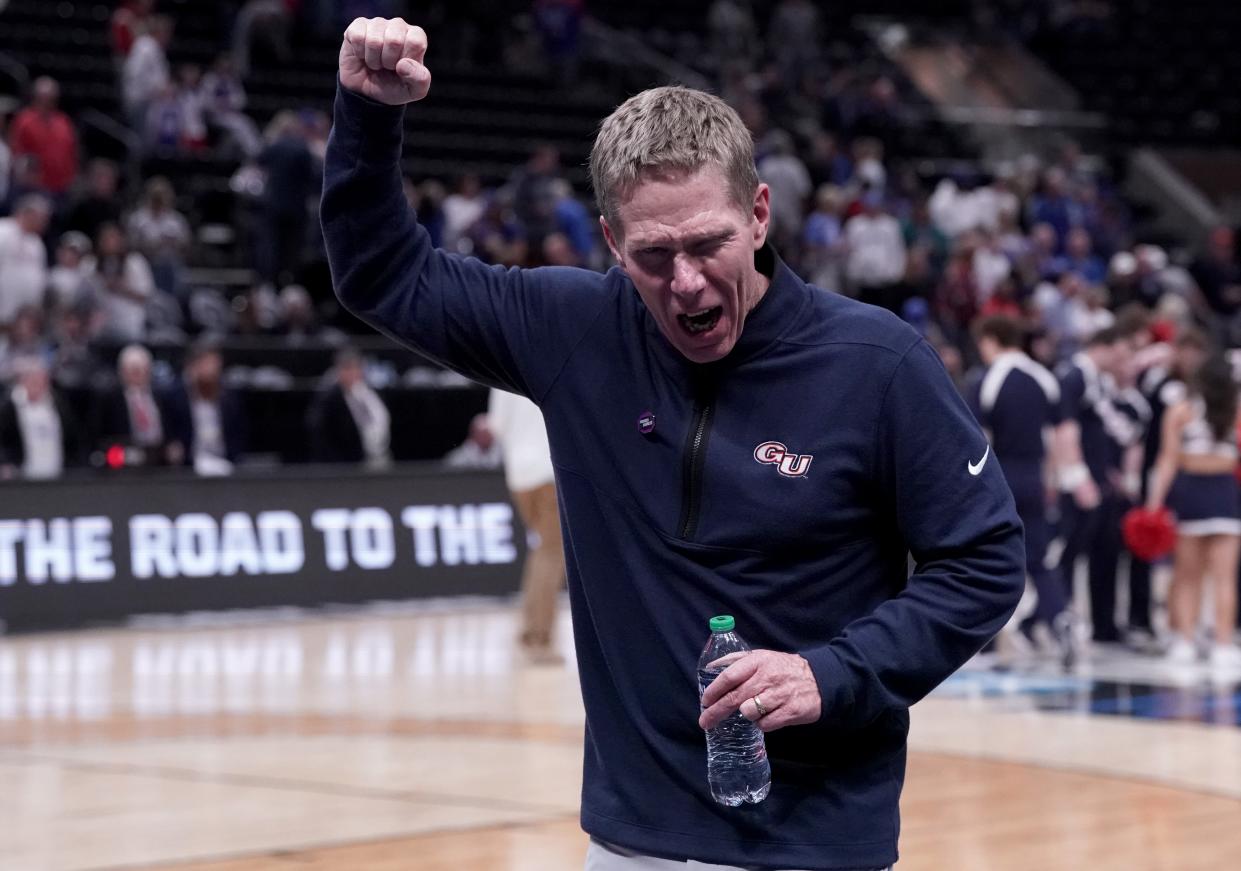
xmin=753 ymin=441 xmax=813 ymax=478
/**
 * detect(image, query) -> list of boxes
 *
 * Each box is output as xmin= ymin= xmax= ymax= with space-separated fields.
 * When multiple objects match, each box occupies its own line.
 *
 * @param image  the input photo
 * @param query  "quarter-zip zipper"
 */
xmin=678 ymin=382 xmax=716 ymax=539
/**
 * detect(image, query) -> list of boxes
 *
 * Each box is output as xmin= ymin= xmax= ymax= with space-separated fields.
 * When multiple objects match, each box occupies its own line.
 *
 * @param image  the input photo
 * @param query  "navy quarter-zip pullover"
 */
xmin=322 ymin=83 xmax=1024 ymax=871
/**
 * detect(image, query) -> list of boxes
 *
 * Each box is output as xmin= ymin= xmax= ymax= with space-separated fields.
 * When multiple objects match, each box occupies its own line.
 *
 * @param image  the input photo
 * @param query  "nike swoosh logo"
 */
xmin=968 ymin=445 xmax=990 ymax=476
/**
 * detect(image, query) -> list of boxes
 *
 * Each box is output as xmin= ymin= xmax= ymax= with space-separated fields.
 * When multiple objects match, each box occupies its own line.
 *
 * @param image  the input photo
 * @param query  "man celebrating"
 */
xmin=323 ymin=17 xmax=1023 ymax=870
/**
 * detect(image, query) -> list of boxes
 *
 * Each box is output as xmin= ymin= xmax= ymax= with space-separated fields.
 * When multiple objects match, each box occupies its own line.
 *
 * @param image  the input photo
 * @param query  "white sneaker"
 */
xmin=1209 ymin=644 xmax=1241 ymax=671
xmin=1165 ymin=637 xmax=1198 ymax=665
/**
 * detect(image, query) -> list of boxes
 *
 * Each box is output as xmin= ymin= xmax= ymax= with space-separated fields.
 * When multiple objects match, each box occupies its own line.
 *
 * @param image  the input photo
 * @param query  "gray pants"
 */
xmin=586 ymin=838 xmax=892 ymax=871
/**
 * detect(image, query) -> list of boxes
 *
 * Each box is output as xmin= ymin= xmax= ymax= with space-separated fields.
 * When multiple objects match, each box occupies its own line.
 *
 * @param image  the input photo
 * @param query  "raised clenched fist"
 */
xmin=339 ymin=17 xmax=431 ymax=106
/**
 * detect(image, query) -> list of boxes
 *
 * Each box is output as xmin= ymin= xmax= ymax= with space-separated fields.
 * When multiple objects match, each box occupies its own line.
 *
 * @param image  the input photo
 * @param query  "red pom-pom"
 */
xmin=1122 ymin=506 xmax=1177 ymax=561
xmin=1149 ymin=320 xmax=1177 ymax=344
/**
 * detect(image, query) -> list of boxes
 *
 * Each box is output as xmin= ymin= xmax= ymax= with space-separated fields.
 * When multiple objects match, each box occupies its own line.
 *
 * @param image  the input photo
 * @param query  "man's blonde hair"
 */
xmin=589 ymin=86 xmax=759 ymax=234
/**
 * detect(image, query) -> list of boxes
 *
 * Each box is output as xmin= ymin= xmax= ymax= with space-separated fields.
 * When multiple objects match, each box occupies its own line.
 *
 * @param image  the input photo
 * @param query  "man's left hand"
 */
xmin=698 ymin=650 xmax=822 ymax=732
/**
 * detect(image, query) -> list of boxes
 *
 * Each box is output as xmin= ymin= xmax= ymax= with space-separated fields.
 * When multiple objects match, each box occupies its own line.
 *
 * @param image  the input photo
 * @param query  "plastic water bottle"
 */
xmin=698 ymin=615 xmax=771 ymax=806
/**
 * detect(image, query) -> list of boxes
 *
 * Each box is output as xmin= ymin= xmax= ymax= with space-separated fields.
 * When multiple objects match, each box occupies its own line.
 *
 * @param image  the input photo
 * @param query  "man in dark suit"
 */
xmin=94 ymin=343 xmax=184 ymax=465
xmin=0 ymin=357 xmax=82 ymax=479
xmin=307 ymin=348 xmax=391 ymax=466
xmin=163 ymin=340 xmax=247 ymax=474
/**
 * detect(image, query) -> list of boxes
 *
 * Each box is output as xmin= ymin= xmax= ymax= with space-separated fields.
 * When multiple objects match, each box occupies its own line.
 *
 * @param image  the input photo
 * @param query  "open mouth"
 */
xmin=677 ymin=307 xmax=723 ymax=336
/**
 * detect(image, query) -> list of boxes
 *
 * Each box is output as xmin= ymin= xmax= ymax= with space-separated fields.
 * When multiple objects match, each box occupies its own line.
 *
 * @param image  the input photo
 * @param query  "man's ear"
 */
xmin=600 ymin=215 xmax=624 ymax=266
xmin=751 ymin=183 xmax=771 ymax=250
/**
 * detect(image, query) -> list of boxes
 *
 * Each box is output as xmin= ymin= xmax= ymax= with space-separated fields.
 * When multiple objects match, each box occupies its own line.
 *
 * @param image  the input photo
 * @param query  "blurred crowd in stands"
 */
xmin=0 ymin=0 xmax=1238 ymax=486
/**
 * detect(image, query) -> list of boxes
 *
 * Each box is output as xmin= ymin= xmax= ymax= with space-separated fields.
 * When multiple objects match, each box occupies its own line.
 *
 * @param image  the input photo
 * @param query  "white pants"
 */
xmin=585 ymin=838 xmax=891 ymax=871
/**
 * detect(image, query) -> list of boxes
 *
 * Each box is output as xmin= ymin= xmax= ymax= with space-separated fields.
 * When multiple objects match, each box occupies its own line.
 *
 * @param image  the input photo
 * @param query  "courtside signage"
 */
xmin=0 ymin=468 xmax=526 ymax=631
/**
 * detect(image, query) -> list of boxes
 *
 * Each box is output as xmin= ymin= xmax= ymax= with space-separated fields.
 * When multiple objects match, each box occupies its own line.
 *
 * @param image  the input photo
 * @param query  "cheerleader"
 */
xmin=1126 ymin=328 xmax=1208 ymax=649
xmin=1145 ymin=355 xmax=1241 ymax=669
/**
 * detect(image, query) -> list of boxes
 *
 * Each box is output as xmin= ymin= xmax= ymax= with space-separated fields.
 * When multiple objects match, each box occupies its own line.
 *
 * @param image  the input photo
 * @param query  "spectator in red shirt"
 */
xmin=8 ymin=78 xmax=79 ymax=196
xmin=979 ymin=277 xmax=1024 ymax=319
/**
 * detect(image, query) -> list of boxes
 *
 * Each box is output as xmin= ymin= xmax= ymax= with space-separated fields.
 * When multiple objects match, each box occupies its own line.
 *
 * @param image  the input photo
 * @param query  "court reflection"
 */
xmin=936 ymin=665 xmax=1241 ymax=727
xmin=0 ymin=608 xmax=575 ymax=725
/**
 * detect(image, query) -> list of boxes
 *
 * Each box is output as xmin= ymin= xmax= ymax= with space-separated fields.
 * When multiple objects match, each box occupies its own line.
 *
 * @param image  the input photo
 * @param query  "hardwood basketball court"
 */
xmin=3 ymin=602 xmax=1239 ymax=870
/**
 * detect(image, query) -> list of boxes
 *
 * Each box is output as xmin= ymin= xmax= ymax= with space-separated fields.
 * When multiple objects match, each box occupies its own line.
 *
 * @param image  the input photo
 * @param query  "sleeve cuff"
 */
xmin=333 ymin=78 xmax=407 ymax=165
xmin=798 ymin=645 xmax=856 ymax=727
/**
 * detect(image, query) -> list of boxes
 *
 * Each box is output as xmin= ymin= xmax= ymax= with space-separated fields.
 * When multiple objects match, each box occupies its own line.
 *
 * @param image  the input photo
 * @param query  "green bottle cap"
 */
xmin=709 ymin=615 xmax=735 ymax=632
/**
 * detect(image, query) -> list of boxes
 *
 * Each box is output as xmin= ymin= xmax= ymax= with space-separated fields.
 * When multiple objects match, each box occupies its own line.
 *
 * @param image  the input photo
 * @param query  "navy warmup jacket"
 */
xmin=321 ymin=83 xmax=1024 ymax=871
